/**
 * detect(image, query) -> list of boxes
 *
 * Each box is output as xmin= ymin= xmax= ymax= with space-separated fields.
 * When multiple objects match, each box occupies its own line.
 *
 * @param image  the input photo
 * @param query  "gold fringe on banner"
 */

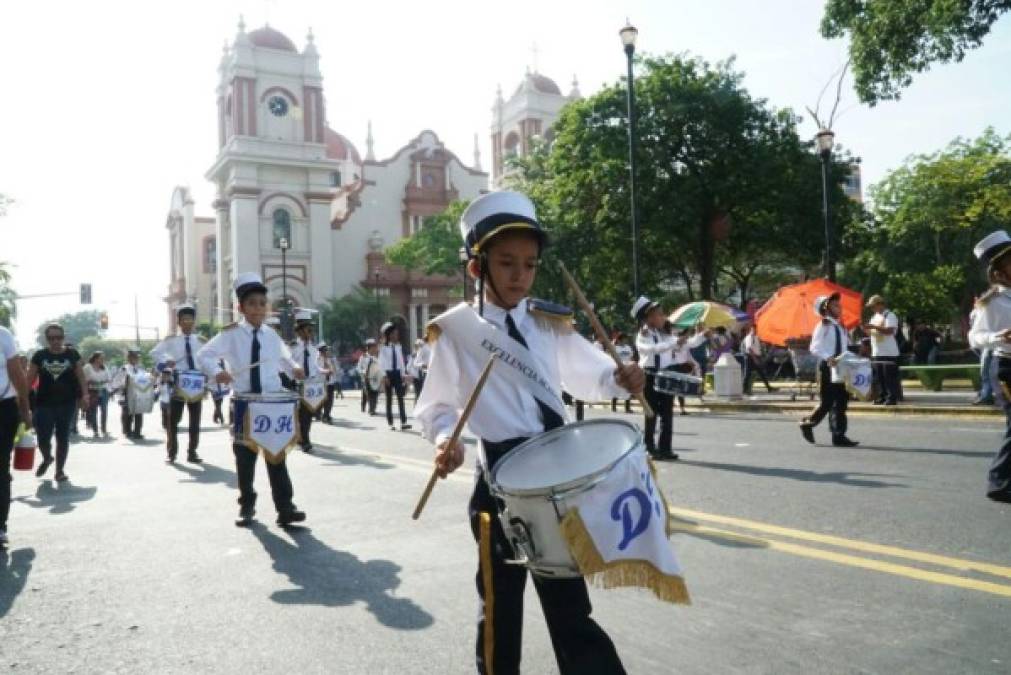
xmin=560 ymin=508 xmax=691 ymax=605
xmin=240 ymin=407 xmax=302 ymax=465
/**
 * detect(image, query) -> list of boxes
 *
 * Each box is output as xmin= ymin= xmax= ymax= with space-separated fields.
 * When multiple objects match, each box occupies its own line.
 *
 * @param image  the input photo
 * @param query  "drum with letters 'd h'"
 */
xmin=299 ymin=375 xmax=327 ymax=413
xmin=127 ymin=372 xmax=155 ymax=415
xmin=232 ymin=392 xmax=301 ymax=464
xmin=654 ymin=370 xmax=704 ymax=396
xmin=489 ymin=419 xmax=645 ymax=578
xmin=174 ymin=369 xmax=207 ymax=403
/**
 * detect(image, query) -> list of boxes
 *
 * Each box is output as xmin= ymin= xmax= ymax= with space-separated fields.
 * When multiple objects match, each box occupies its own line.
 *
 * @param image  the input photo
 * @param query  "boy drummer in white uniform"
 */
xmin=291 ymin=310 xmax=327 ymax=453
xmin=151 ymin=302 xmax=206 ymax=464
xmin=415 ymin=190 xmax=644 ymax=675
xmin=197 ymin=273 xmax=307 ymax=527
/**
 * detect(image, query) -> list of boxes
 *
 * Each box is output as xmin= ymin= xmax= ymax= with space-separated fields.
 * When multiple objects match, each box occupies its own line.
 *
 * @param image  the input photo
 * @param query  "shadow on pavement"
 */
xmin=858 ymin=444 xmax=993 ymax=459
xmin=249 ymin=524 xmax=434 ymax=630
xmin=321 ymin=417 xmax=377 ymax=431
xmin=310 ymin=447 xmax=394 ymax=470
xmin=170 ymin=461 xmax=238 ymax=488
xmin=669 ymin=515 xmax=768 ymax=550
xmin=0 ymin=547 xmax=35 ymax=618
xmin=15 ymin=480 xmax=98 ymax=514
xmin=678 ymin=459 xmax=907 ymax=488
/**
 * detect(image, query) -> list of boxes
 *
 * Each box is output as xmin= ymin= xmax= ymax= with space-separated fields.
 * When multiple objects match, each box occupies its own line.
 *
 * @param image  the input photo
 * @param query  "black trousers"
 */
xmin=414 ymin=372 xmax=426 ymax=399
xmin=873 ymin=356 xmax=901 ymax=404
xmin=167 ymin=398 xmax=202 ymax=457
xmin=988 ymin=356 xmax=1011 ymax=498
xmin=298 ymin=403 xmax=314 ymax=447
xmin=805 ymin=362 xmax=848 ymax=438
xmin=470 ymin=438 xmax=625 ymax=675
xmin=212 ymin=397 xmax=225 ymax=424
xmin=120 ymin=403 xmax=143 ymax=436
xmin=35 ymin=402 xmax=75 ymax=473
xmin=0 ymin=398 xmax=19 ymax=531
xmin=743 ymin=354 xmax=773 ymax=394
xmin=644 ymin=373 xmax=674 ymax=453
xmin=231 ymin=443 xmax=295 ymax=513
xmin=385 ymin=371 xmax=407 ymax=426
xmin=323 ymin=384 xmax=336 ymax=420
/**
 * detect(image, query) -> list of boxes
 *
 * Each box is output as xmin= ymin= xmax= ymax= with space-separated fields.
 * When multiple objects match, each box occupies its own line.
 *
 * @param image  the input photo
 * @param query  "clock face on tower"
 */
xmin=268 ymin=96 xmax=289 ymax=117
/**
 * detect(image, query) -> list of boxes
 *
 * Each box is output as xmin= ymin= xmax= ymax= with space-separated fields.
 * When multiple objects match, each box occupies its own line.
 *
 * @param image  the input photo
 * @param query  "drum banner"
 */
xmin=300 ymin=375 xmax=327 ymax=412
xmin=559 ymin=451 xmax=690 ymax=605
xmin=174 ymin=370 xmax=207 ymax=403
xmin=430 ymin=303 xmax=567 ymax=423
xmin=242 ymin=399 xmax=300 ymax=465
xmin=838 ymin=354 xmax=873 ymax=401
xmin=127 ymin=374 xmax=155 ymax=415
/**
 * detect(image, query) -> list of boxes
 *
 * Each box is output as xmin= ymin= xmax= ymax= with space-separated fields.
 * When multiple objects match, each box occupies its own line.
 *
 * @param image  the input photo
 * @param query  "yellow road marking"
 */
xmin=671 ymin=507 xmax=1011 ymax=581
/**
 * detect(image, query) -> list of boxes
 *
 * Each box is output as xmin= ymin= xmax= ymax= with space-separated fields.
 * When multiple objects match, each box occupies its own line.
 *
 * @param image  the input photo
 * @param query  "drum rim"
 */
xmin=490 ymin=418 xmax=643 ymax=497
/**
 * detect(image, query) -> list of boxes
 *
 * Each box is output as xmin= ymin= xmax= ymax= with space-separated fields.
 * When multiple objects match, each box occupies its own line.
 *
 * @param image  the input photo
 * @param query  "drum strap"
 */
xmin=504 ymin=314 xmax=563 ymax=431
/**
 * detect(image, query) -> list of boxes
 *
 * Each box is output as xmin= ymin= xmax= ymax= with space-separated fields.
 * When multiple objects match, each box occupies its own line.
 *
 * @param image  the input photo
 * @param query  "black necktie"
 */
xmin=184 ymin=336 xmax=195 ymax=370
xmin=251 ymin=328 xmax=262 ymax=394
xmin=504 ymin=312 xmax=564 ymax=431
xmin=833 ymin=324 xmax=842 ymax=358
xmin=653 ymin=333 xmax=660 ymax=370
xmin=391 ymin=346 xmax=397 ymax=371
xmin=303 ymin=345 xmax=310 ymax=373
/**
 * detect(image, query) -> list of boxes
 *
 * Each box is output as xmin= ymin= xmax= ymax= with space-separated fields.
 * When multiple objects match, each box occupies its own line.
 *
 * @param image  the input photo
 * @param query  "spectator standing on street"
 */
xmin=83 ymin=351 xmax=112 ymax=438
xmin=1 ymin=325 xmax=33 ymax=546
xmin=28 ymin=324 xmax=89 ymax=481
xmin=864 ymin=295 xmax=901 ymax=406
xmin=741 ymin=324 xmax=774 ymax=395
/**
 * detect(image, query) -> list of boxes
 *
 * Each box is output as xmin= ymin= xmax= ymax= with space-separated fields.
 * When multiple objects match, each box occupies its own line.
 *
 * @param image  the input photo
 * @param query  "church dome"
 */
xmin=324 ymin=127 xmax=362 ymax=164
xmin=249 ymin=25 xmax=297 ymax=52
xmin=513 ymin=71 xmax=562 ymax=97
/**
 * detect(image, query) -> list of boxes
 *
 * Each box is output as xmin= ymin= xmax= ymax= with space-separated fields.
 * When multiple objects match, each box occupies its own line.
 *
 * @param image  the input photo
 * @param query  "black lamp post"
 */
xmin=279 ymin=236 xmax=292 ymax=340
xmin=620 ymin=20 xmax=641 ymax=299
xmin=458 ymin=246 xmax=469 ymax=302
xmin=815 ymin=128 xmax=836 ymax=281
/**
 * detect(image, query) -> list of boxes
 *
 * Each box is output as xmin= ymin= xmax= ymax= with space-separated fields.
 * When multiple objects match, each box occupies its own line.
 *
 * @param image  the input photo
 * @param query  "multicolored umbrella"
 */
xmin=754 ymin=278 xmax=863 ymax=347
xmin=668 ymin=301 xmax=749 ymax=330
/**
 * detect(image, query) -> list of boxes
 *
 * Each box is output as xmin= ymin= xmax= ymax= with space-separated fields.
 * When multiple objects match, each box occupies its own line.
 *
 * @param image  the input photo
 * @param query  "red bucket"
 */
xmin=13 ymin=431 xmax=36 ymax=471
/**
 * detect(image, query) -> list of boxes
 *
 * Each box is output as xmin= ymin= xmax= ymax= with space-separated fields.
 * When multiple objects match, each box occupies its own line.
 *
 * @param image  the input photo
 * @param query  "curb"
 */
xmin=598 ymin=400 xmax=1000 ymax=420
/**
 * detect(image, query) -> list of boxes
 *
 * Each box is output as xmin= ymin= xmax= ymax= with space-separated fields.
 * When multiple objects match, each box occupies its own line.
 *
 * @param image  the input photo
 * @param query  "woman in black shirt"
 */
xmin=27 ymin=324 xmax=89 ymax=481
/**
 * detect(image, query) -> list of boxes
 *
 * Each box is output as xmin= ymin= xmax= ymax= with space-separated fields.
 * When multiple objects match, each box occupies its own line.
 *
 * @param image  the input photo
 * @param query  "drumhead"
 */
xmin=492 ymin=419 xmax=640 ymax=495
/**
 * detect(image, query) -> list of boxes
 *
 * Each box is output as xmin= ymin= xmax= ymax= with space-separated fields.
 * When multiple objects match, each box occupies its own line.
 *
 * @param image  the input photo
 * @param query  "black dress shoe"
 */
xmin=832 ymin=436 xmax=860 ymax=447
xmin=187 ymin=453 xmax=203 ymax=464
xmin=276 ymin=509 xmax=306 ymax=526
xmin=36 ymin=457 xmax=53 ymax=477
xmin=401 ymin=423 xmax=412 ymax=431
xmin=986 ymin=490 xmax=1011 ymax=504
xmin=799 ymin=423 xmax=815 ymax=444
xmin=656 ymin=450 xmax=680 ymax=461
xmin=235 ymin=505 xmax=255 ymax=527
xmin=166 ymin=455 xmax=176 ymax=464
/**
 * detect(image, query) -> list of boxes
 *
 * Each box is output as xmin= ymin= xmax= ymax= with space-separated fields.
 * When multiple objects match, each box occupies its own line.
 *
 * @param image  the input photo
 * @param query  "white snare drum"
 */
xmin=300 ymin=375 xmax=327 ymax=412
xmin=654 ymin=370 xmax=703 ymax=396
xmin=232 ymin=392 xmax=300 ymax=463
xmin=173 ymin=369 xmax=207 ymax=403
xmin=127 ymin=372 xmax=155 ymax=415
xmin=839 ymin=355 xmax=873 ymax=401
xmin=489 ymin=419 xmax=645 ymax=578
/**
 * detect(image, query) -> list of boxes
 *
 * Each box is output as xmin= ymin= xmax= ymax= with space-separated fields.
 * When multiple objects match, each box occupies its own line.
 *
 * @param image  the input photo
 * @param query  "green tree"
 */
xmin=508 ymin=53 xmax=858 ymax=327
xmin=0 ymin=263 xmax=16 ymax=328
xmin=317 ymin=287 xmax=392 ymax=355
xmin=821 ymin=0 xmax=1011 ymax=105
xmin=77 ymin=337 xmax=158 ymax=367
xmin=35 ymin=309 xmax=104 ymax=348
xmin=842 ymin=128 xmax=1011 ymax=321
xmin=385 ymin=200 xmax=470 ymax=275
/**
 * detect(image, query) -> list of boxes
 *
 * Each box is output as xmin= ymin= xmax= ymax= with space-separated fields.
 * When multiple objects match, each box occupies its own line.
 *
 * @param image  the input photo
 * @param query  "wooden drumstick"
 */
xmin=412 ymin=355 xmax=496 ymax=521
xmin=558 ymin=262 xmax=654 ymax=418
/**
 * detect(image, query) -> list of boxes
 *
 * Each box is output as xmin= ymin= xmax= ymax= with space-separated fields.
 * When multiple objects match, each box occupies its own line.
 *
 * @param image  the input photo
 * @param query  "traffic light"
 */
xmin=80 ymin=283 xmax=92 ymax=304
xmin=100 ymin=313 xmax=109 ymax=330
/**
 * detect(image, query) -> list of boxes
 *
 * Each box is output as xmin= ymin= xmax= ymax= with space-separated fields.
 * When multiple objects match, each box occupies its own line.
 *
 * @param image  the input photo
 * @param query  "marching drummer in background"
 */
xmin=357 ymin=338 xmax=380 ymax=415
xmin=671 ymin=329 xmax=707 ymax=415
xmin=319 ymin=343 xmax=337 ymax=424
xmin=151 ymin=303 xmax=206 ymax=464
xmin=968 ymin=230 xmax=1011 ymax=503
xmin=633 ymin=297 xmax=680 ymax=460
xmin=799 ymin=293 xmax=859 ymax=447
xmin=379 ymin=322 xmax=412 ymax=431
xmin=291 ymin=310 xmax=328 ymax=453
xmin=416 ymin=190 xmax=643 ymax=675
xmin=409 ymin=337 xmax=431 ymax=399
xmin=741 ymin=323 xmax=774 ymax=395
xmin=114 ymin=348 xmax=149 ymax=440
xmin=210 ymin=358 xmax=230 ymax=426
xmin=197 ymin=273 xmax=306 ymax=527
xmin=610 ymin=330 xmax=635 ymax=414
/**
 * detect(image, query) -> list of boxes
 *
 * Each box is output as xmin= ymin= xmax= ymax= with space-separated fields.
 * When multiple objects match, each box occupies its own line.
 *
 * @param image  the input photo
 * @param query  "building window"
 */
xmin=410 ymin=214 xmax=424 ymax=235
xmin=411 ymin=287 xmax=429 ymax=298
xmin=330 ymin=171 xmax=342 ymax=187
xmin=272 ymin=209 xmax=292 ymax=248
xmin=375 ymin=287 xmax=391 ymax=297
xmin=204 ymin=237 xmax=217 ymax=273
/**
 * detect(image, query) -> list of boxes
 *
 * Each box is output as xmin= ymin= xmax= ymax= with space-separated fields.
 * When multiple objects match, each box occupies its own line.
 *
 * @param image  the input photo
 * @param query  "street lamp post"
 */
xmin=458 ymin=247 xmax=469 ymax=302
xmin=373 ymin=267 xmax=381 ymax=334
xmin=816 ymin=128 xmax=836 ymax=281
xmin=620 ymin=20 xmax=641 ymax=299
xmin=279 ymin=236 xmax=291 ymax=339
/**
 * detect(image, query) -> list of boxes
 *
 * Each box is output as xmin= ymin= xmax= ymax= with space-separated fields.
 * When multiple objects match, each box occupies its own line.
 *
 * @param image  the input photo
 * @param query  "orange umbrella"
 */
xmin=755 ymin=278 xmax=863 ymax=347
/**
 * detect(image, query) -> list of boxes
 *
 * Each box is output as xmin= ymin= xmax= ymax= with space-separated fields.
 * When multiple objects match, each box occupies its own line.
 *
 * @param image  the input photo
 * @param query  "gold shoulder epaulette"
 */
xmin=977 ymin=286 xmax=1000 ymax=308
xmin=425 ymin=322 xmax=442 ymax=344
xmin=528 ymin=298 xmax=574 ymax=334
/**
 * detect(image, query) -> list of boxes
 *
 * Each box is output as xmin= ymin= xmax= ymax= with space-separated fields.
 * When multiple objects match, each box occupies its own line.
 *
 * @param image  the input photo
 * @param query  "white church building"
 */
xmin=166 ymin=20 xmax=577 ymax=343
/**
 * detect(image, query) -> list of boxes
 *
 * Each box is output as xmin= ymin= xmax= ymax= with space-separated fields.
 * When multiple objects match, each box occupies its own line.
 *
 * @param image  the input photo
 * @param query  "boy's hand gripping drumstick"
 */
xmin=412 ymin=355 xmax=496 ymax=520
xmin=558 ymin=262 xmax=654 ymax=418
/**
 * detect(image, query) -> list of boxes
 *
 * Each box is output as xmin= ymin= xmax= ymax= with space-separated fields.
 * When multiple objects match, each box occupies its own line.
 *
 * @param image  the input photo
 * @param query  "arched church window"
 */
xmin=272 ymin=209 xmax=292 ymax=249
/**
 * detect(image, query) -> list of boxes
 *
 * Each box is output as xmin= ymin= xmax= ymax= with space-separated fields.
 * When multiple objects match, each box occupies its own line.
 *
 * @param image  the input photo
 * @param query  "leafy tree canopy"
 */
xmin=317 ymin=287 xmax=392 ymax=355
xmin=35 ymin=309 xmax=104 ymax=348
xmin=385 ymin=201 xmax=470 ymax=276
xmin=821 ymin=0 xmax=1010 ymax=105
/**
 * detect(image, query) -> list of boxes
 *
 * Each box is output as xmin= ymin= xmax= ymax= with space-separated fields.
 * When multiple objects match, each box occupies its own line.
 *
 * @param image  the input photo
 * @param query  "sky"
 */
xmin=1 ymin=0 xmax=1008 ymax=345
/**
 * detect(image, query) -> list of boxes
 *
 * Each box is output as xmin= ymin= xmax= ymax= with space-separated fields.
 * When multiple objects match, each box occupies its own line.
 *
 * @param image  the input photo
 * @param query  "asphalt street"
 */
xmin=1 ymin=394 xmax=1009 ymax=674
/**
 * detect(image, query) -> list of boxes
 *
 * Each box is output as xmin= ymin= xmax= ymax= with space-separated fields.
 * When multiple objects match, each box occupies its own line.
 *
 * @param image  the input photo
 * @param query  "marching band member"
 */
xmin=416 ymin=190 xmax=642 ymax=675
xmin=671 ymin=329 xmax=707 ymax=415
xmin=379 ymin=322 xmax=411 ymax=431
xmin=197 ymin=273 xmax=306 ymax=527
xmin=357 ymin=339 xmax=379 ymax=415
xmin=291 ymin=311 xmax=326 ymax=453
xmin=151 ymin=303 xmax=206 ymax=464
xmin=799 ymin=293 xmax=859 ymax=447
xmin=114 ymin=348 xmax=149 ymax=441
xmin=319 ymin=343 xmax=337 ymax=424
xmin=633 ymin=297 xmax=679 ymax=460
xmin=610 ymin=330 xmax=635 ymax=413
xmin=969 ymin=230 xmax=1011 ymax=503
xmin=410 ymin=337 xmax=431 ymax=399
xmin=210 ymin=358 xmax=230 ymax=425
